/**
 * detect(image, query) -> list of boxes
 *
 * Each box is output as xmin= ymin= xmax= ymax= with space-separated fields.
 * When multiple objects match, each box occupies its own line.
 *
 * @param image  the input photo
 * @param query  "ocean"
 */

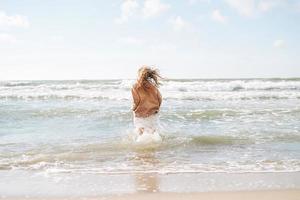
xmin=0 ymin=78 xmax=300 ymax=195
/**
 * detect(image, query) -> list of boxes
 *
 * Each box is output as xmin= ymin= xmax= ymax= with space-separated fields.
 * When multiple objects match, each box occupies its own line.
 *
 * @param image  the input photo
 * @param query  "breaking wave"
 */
xmin=1 ymin=79 xmax=300 ymax=100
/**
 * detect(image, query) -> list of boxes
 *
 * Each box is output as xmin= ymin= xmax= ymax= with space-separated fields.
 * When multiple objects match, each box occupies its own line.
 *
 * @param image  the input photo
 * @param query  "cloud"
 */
xmin=212 ymin=9 xmax=227 ymax=24
xmin=169 ymin=16 xmax=188 ymax=31
xmin=273 ymin=40 xmax=285 ymax=48
xmin=0 ymin=11 xmax=29 ymax=29
xmin=118 ymin=36 xmax=144 ymax=45
xmin=142 ymin=0 xmax=170 ymax=18
xmin=258 ymin=0 xmax=285 ymax=12
xmin=0 ymin=33 xmax=17 ymax=44
xmin=115 ymin=0 xmax=170 ymax=23
xmin=225 ymin=0 xmax=255 ymax=17
xmin=225 ymin=0 xmax=287 ymax=17
xmin=115 ymin=0 xmax=139 ymax=24
xmin=188 ymin=0 xmax=211 ymax=5
xmin=51 ymin=35 xmax=64 ymax=42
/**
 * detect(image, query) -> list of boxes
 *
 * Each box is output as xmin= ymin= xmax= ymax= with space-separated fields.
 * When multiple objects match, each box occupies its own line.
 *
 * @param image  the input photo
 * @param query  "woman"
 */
xmin=131 ymin=66 xmax=162 ymax=143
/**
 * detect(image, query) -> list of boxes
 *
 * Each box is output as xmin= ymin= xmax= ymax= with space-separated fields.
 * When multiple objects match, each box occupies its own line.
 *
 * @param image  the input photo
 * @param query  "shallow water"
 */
xmin=0 ymin=79 xmax=300 ymax=174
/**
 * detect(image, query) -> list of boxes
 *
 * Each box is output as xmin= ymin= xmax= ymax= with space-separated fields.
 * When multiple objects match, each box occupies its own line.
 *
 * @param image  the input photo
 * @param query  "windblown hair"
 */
xmin=136 ymin=66 xmax=161 ymax=89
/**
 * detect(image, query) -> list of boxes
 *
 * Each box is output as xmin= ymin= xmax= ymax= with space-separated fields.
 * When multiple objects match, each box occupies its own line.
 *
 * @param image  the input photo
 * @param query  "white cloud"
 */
xmin=273 ymin=40 xmax=285 ymax=48
xmin=51 ymin=35 xmax=64 ymax=42
xmin=0 ymin=33 xmax=17 ymax=44
xmin=115 ymin=0 xmax=139 ymax=24
xmin=115 ymin=0 xmax=170 ymax=23
xmin=225 ymin=0 xmax=287 ymax=17
xmin=0 ymin=11 xmax=29 ymax=29
xmin=225 ymin=0 xmax=255 ymax=17
xmin=142 ymin=0 xmax=170 ymax=18
xmin=118 ymin=36 xmax=144 ymax=45
xmin=212 ymin=9 xmax=227 ymax=24
xmin=188 ymin=0 xmax=211 ymax=5
xmin=169 ymin=16 xmax=188 ymax=31
xmin=258 ymin=0 xmax=285 ymax=12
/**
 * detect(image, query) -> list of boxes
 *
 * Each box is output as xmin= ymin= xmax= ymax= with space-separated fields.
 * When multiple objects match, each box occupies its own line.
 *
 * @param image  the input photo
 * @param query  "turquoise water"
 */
xmin=0 ymin=79 xmax=300 ymax=174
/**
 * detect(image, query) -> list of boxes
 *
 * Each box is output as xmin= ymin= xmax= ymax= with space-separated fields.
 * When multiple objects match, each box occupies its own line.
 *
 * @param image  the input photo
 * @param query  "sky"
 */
xmin=0 ymin=0 xmax=299 ymax=80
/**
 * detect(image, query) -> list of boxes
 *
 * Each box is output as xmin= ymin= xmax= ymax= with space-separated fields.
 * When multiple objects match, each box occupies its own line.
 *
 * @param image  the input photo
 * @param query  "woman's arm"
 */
xmin=157 ymin=89 xmax=162 ymax=107
xmin=131 ymin=87 xmax=140 ymax=111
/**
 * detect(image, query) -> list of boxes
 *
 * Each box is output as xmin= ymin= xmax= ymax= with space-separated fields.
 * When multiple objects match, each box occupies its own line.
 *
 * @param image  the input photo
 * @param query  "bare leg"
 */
xmin=138 ymin=127 xmax=144 ymax=135
xmin=148 ymin=127 xmax=156 ymax=134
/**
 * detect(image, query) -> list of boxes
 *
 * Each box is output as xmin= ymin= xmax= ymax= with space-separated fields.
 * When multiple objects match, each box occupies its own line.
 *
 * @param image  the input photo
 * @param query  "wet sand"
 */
xmin=3 ymin=190 xmax=300 ymax=200
xmin=100 ymin=190 xmax=300 ymax=200
xmin=1 ymin=171 xmax=300 ymax=199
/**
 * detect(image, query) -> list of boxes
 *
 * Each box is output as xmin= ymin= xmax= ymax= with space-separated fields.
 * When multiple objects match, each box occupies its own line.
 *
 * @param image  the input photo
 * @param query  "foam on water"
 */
xmin=1 ymin=79 xmax=300 ymax=100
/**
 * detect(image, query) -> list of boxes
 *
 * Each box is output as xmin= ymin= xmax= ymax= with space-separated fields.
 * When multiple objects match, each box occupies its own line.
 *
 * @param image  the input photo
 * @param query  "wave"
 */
xmin=1 ymin=79 xmax=300 ymax=101
xmin=1 ymin=107 xmax=300 ymax=121
xmin=1 ymin=79 xmax=300 ymax=91
xmin=1 ymin=132 xmax=300 ymax=173
xmin=189 ymin=135 xmax=250 ymax=145
xmin=2 ymin=160 xmax=300 ymax=173
xmin=162 ymin=79 xmax=300 ymax=91
xmin=1 ymin=142 xmax=299 ymax=173
xmin=1 ymin=91 xmax=300 ymax=101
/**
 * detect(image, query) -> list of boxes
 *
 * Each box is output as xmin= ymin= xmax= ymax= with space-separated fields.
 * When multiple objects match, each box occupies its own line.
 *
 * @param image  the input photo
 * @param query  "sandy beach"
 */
xmin=97 ymin=190 xmax=300 ymax=200
xmin=1 ymin=171 xmax=300 ymax=199
xmin=3 ymin=190 xmax=300 ymax=200
xmin=105 ymin=190 xmax=300 ymax=200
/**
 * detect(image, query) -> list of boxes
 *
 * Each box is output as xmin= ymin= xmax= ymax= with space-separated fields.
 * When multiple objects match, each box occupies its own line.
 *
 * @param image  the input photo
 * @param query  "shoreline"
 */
xmin=3 ymin=189 xmax=300 ymax=200
xmin=86 ymin=190 xmax=300 ymax=200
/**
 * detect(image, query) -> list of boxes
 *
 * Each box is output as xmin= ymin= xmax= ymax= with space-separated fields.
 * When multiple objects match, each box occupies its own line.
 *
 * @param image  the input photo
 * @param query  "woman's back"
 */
xmin=132 ymin=82 xmax=162 ymax=118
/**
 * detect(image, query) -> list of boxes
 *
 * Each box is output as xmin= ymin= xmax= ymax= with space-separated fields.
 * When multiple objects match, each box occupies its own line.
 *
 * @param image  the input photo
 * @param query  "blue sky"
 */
xmin=0 ymin=0 xmax=299 ymax=80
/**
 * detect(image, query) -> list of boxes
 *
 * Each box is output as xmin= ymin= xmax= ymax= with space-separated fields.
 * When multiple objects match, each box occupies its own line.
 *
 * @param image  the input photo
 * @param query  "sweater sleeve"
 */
xmin=131 ymin=87 xmax=140 ymax=111
xmin=157 ymin=89 xmax=162 ymax=107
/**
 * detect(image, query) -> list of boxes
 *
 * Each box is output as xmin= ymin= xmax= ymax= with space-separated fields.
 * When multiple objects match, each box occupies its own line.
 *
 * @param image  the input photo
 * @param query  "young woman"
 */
xmin=131 ymin=66 xmax=162 ymax=143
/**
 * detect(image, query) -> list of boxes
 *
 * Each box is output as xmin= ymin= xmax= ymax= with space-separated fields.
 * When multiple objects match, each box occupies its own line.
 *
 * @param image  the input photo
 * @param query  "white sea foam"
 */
xmin=1 ymin=79 xmax=300 ymax=100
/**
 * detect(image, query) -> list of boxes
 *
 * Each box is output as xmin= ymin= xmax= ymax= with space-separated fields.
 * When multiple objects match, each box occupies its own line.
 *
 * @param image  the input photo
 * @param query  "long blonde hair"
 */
xmin=136 ymin=66 xmax=161 ymax=89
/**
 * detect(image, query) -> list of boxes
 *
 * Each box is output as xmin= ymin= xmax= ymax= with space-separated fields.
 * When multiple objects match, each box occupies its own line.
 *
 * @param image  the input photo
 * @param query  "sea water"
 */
xmin=0 ymin=79 xmax=300 ymax=195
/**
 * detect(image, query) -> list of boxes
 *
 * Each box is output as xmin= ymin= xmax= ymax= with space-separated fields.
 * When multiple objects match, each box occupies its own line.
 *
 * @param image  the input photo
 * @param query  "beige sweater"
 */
xmin=131 ymin=82 xmax=162 ymax=118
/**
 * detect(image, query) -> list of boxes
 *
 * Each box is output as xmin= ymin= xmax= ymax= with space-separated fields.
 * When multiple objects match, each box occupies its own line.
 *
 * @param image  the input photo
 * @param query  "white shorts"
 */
xmin=133 ymin=113 xmax=162 ymax=144
xmin=134 ymin=114 xmax=159 ymax=133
